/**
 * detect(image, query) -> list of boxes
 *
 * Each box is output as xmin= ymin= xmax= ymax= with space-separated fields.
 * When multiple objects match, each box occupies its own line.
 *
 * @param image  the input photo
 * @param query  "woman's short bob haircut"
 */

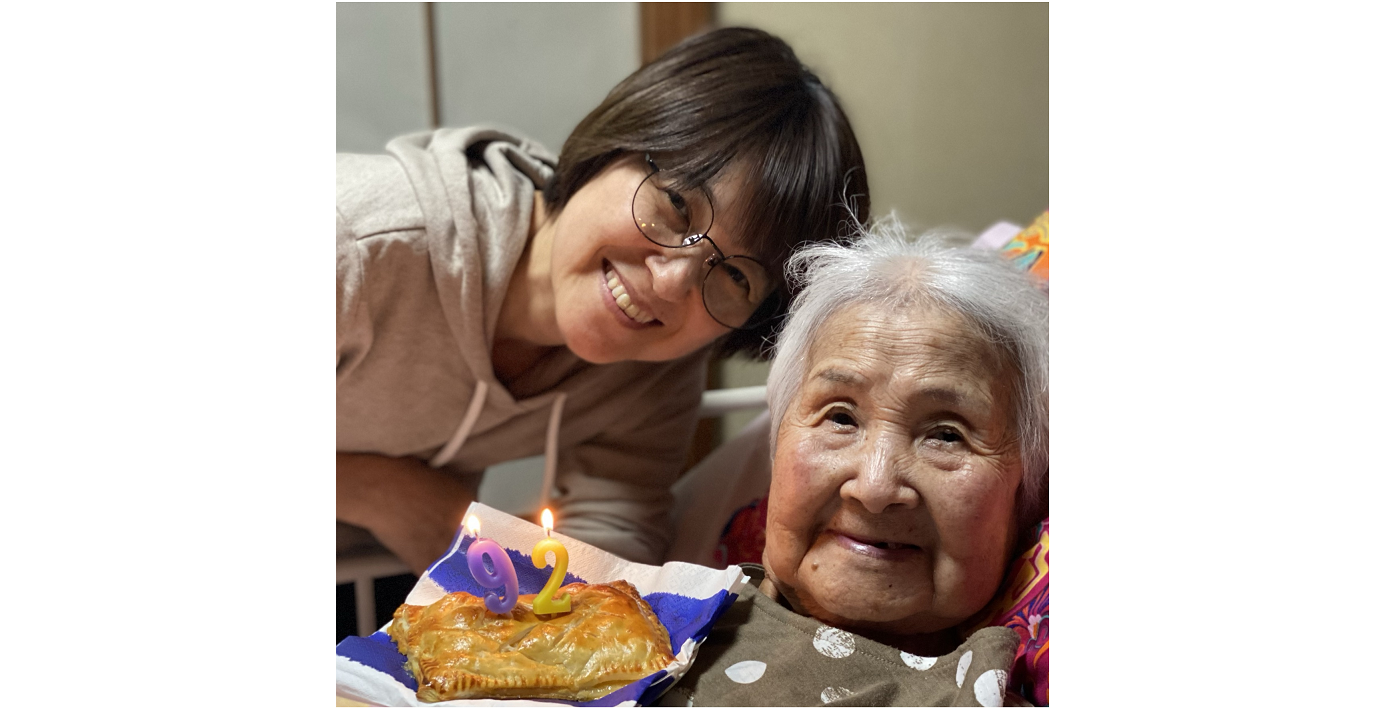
xmin=765 ymin=217 xmax=1050 ymax=530
xmin=544 ymin=27 xmax=869 ymax=359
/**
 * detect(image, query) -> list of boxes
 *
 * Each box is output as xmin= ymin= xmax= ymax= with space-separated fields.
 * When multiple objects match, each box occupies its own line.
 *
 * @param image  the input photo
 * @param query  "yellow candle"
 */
xmin=531 ymin=508 xmax=571 ymax=615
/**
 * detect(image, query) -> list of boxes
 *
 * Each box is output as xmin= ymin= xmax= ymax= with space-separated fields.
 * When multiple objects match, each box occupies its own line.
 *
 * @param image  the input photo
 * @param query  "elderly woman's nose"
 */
xmin=839 ymin=440 xmax=921 ymax=513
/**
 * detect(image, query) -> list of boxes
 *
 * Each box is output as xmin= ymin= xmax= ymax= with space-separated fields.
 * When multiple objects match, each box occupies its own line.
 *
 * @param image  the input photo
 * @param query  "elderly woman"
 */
xmin=658 ymin=221 xmax=1048 ymax=707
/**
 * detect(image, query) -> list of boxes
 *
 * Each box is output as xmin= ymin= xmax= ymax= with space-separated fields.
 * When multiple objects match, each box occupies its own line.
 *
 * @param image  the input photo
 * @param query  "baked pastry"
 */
xmin=389 ymin=579 xmax=675 ymax=702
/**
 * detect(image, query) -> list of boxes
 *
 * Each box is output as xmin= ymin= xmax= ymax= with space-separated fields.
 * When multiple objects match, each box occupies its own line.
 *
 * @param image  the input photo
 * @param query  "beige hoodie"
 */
xmin=337 ymin=127 xmax=709 ymax=564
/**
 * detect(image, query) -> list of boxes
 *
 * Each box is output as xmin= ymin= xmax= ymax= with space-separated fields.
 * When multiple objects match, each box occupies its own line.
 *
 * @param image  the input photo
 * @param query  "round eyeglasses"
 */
xmin=632 ymin=155 xmax=774 ymax=330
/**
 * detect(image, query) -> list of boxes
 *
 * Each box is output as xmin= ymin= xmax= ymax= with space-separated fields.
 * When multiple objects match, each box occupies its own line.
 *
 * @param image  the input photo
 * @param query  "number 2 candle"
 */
xmin=464 ymin=515 xmax=519 ymax=614
xmin=531 ymin=508 xmax=571 ymax=615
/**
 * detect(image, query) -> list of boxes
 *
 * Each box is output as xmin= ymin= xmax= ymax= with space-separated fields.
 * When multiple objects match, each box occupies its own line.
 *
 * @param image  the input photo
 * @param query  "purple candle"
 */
xmin=463 ymin=515 xmax=519 ymax=614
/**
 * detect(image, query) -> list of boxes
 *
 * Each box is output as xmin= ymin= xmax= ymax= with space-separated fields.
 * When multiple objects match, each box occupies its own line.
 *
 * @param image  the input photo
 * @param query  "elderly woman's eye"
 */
xmin=825 ymin=408 xmax=857 ymax=428
xmin=926 ymin=427 xmax=966 ymax=445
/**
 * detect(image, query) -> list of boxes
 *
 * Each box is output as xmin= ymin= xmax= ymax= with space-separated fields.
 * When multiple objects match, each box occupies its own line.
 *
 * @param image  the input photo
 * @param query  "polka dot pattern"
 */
xmin=820 ymin=685 xmax=852 ymax=704
xmin=900 ymin=651 xmax=938 ymax=671
xmin=724 ymin=660 xmax=767 ymax=684
xmin=812 ymin=626 xmax=857 ymax=658
xmin=974 ymin=669 xmax=1008 ymax=707
xmin=955 ymin=650 xmax=973 ymax=688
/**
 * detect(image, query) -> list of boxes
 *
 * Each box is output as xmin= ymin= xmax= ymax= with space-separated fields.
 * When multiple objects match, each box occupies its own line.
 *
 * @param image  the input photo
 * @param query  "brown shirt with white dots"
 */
xmin=656 ymin=565 xmax=1028 ymax=707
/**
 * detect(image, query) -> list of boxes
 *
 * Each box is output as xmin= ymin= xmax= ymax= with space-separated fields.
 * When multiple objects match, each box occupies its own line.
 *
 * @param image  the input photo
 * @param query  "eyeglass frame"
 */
xmin=631 ymin=154 xmax=775 ymax=330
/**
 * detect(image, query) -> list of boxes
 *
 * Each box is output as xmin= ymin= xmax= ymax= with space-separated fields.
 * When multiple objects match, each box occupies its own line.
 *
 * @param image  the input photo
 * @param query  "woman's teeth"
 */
xmin=605 ymin=269 xmax=654 ymax=323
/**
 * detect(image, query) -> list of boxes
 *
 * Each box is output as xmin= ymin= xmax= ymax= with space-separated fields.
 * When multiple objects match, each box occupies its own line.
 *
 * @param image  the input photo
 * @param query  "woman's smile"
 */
xmin=601 ymin=261 xmax=658 ymax=329
xmin=828 ymin=530 xmax=923 ymax=562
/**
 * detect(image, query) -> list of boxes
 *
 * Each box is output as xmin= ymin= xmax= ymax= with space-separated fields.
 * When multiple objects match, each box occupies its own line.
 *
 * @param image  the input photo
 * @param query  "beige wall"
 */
xmin=719 ymin=2 xmax=1048 ymax=233
xmin=716 ymin=2 xmax=1049 ymax=438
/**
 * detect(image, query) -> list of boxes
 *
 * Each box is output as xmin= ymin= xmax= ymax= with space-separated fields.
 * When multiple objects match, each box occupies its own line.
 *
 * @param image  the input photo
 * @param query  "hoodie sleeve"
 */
xmin=336 ymin=151 xmax=427 ymax=379
xmin=552 ymin=351 xmax=711 ymax=565
xmin=337 ymin=208 xmax=371 ymax=374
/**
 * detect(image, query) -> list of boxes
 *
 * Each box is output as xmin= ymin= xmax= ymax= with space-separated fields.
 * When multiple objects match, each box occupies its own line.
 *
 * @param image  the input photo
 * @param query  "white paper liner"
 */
xmin=336 ymin=503 xmax=748 ymax=707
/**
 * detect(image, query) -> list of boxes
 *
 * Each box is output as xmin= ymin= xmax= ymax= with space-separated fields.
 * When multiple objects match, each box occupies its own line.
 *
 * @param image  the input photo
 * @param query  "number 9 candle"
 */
xmin=464 ymin=515 xmax=519 ymax=614
xmin=531 ymin=508 xmax=571 ymax=615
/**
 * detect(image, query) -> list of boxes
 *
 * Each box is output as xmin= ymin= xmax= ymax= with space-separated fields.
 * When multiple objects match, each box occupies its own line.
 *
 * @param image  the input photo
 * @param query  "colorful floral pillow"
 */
xmin=963 ymin=519 xmax=1049 ymax=706
xmin=1001 ymin=209 xmax=1049 ymax=282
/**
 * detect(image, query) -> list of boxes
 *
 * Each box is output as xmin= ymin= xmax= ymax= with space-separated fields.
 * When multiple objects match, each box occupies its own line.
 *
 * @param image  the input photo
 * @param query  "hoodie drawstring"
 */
xmin=429 ymin=381 xmax=489 ymax=469
xmin=540 ymin=392 xmax=567 ymax=510
xmin=428 ymin=382 xmax=566 ymax=512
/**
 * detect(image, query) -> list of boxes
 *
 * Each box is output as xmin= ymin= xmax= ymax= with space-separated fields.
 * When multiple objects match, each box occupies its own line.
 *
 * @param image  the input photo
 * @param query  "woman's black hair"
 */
xmin=544 ymin=27 xmax=870 ymax=359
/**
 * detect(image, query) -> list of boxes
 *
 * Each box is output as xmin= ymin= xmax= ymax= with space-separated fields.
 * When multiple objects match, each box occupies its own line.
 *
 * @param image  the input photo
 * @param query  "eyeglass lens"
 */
xmin=633 ymin=170 xmax=772 ymax=328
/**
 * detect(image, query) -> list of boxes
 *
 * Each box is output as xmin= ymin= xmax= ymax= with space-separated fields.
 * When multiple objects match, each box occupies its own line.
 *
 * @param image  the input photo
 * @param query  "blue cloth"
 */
xmin=335 ymin=534 xmax=738 ymax=705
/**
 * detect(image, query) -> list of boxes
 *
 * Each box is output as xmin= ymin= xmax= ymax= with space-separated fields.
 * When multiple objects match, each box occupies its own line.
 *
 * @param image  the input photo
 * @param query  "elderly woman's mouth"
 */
xmin=830 ymin=531 xmax=921 ymax=561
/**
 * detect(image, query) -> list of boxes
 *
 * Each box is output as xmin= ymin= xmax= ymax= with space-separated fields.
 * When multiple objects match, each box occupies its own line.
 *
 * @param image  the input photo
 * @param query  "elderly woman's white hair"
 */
xmin=765 ymin=216 xmax=1049 ymax=527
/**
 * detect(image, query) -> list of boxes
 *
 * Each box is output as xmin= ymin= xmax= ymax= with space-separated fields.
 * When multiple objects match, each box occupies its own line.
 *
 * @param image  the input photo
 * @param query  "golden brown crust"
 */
xmin=388 ymin=580 xmax=675 ymax=702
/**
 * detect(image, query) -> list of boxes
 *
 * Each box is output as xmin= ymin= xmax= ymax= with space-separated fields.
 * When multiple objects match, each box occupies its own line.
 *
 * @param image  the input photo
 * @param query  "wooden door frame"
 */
xmin=641 ymin=3 xmax=723 ymax=472
xmin=640 ymin=2 xmax=715 ymax=65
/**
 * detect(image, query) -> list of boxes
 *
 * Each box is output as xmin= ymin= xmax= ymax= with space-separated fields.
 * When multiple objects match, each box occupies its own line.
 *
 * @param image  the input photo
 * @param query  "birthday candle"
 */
xmin=463 ymin=515 xmax=519 ymax=615
xmin=531 ymin=508 xmax=571 ymax=615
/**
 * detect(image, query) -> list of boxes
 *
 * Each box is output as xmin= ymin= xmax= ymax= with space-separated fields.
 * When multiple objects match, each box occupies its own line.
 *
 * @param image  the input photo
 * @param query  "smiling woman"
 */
xmin=509 ymin=153 xmax=762 ymax=366
xmin=657 ymin=219 xmax=1048 ymax=707
xmin=336 ymin=27 xmax=869 ymax=572
xmin=768 ymin=299 xmax=1024 ymax=642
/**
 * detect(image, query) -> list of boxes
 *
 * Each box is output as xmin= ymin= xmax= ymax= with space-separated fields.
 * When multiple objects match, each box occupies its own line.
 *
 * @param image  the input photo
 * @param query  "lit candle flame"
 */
xmin=541 ymin=508 xmax=554 ymax=537
xmin=467 ymin=515 xmax=481 ymax=539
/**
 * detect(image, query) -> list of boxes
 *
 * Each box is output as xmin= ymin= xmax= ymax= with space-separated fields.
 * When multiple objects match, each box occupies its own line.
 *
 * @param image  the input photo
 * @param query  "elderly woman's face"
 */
xmin=763 ymin=301 xmax=1023 ymax=638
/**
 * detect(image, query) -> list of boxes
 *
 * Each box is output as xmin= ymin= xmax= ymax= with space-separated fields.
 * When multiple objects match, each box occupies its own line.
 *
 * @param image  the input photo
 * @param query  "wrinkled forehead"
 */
xmin=802 ymin=301 xmax=1014 ymax=404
